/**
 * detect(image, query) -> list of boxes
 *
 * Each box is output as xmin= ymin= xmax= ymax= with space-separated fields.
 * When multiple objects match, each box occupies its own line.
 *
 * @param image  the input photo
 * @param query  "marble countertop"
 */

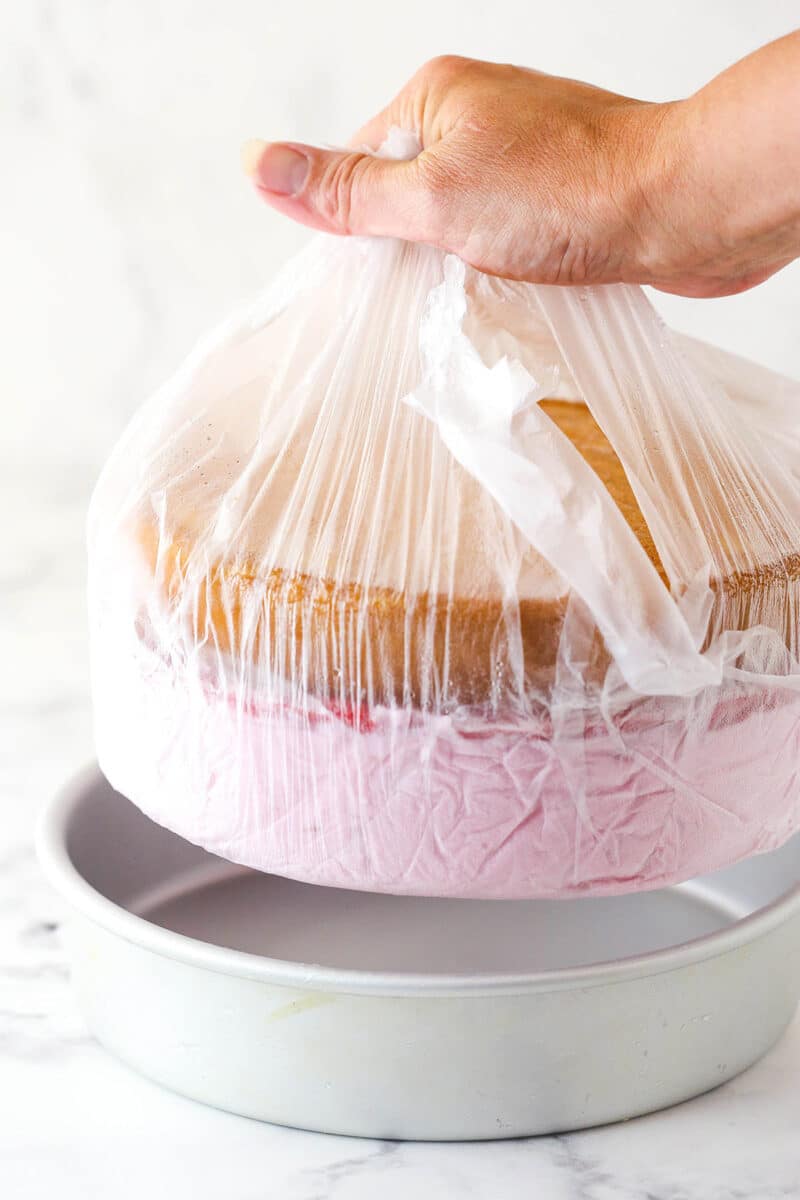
xmin=3 ymin=465 xmax=800 ymax=1200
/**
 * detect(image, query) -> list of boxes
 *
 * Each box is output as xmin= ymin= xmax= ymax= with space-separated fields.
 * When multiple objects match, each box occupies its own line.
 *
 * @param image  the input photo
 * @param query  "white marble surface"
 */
xmin=4 ymin=2 xmax=800 ymax=1194
xmin=2 ymin=449 xmax=800 ymax=1200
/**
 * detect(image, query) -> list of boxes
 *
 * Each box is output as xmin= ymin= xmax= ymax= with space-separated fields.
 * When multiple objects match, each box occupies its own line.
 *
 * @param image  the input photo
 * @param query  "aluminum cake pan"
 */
xmin=37 ymin=763 xmax=800 ymax=1140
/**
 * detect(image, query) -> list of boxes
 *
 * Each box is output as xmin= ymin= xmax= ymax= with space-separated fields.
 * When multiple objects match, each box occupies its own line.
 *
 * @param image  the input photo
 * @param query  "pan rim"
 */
xmin=37 ymin=761 xmax=800 ymax=999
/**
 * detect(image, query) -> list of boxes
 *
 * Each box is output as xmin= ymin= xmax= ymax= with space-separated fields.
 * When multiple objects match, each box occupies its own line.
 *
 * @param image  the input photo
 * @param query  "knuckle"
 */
xmin=414 ymin=156 xmax=454 ymax=236
xmin=420 ymin=54 xmax=470 ymax=83
xmin=317 ymin=154 xmax=365 ymax=232
xmin=417 ymin=155 xmax=449 ymax=201
xmin=413 ymin=56 xmax=479 ymax=141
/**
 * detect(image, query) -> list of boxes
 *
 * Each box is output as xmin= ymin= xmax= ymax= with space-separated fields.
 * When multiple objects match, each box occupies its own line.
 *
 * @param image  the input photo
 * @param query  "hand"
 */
xmin=243 ymin=38 xmax=800 ymax=299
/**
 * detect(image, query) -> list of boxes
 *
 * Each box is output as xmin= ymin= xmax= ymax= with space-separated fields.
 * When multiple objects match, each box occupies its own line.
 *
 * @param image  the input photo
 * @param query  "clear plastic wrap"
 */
xmin=88 ymin=145 xmax=800 ymax=899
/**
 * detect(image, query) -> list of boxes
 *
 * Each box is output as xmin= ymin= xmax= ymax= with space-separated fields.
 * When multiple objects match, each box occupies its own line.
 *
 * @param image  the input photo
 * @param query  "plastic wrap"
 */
xmin=88 ymin=141 xmax=800 ymax=898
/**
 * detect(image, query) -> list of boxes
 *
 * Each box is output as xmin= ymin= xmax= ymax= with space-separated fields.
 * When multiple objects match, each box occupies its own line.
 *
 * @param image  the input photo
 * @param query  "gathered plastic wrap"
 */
xmin=88 ymin=137 xmax=800 ymax=898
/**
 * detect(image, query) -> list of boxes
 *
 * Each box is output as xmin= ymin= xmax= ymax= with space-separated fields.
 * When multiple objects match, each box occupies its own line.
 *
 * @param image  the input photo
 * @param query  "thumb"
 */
xmin=241 ymin=139 xmax=446 ymax=243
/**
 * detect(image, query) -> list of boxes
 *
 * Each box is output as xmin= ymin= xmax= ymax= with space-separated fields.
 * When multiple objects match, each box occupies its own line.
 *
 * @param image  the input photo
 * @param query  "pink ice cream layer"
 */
xmin=96 ymin=646 xmax=800 ymax=899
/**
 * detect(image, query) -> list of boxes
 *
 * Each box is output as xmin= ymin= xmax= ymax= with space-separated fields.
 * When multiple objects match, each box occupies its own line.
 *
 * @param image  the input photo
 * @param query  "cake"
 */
xmin=89 ymin=238 xmax=800 ymax=898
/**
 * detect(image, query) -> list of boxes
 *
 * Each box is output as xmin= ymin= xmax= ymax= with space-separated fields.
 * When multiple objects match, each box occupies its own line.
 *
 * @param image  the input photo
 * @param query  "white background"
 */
xmin=2 ymin=0 xmax=798 ymax=477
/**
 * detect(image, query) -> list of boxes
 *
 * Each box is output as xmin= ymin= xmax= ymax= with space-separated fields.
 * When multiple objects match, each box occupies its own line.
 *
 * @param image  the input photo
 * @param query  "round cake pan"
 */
xmin=37 ymin=764 xmax=800 ymax=1140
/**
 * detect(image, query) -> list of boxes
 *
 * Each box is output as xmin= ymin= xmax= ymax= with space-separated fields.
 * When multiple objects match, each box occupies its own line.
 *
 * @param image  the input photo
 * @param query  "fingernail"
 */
xmin=240 ymin=138 xmax=268 ymax=178
xmin=244 ymin=142 xmax=310 ymax=196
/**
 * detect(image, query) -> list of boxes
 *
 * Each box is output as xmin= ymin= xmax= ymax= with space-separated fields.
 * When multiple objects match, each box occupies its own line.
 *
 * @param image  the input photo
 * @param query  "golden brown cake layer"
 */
xmin=135 ymin=400 xmax=796 ymax=706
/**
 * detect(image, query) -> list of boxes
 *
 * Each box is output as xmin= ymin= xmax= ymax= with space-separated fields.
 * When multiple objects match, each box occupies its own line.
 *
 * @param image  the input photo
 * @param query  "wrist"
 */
xmin=618 ymin=83 xmax=800 ymax=297
xmin=613 ymin=98 xmax=694 ymax=288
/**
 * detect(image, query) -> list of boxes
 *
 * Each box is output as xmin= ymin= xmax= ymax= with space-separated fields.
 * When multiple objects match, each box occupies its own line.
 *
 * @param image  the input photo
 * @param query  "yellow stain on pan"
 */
xmin=267 ymin=993 xmax=338 ymax=1022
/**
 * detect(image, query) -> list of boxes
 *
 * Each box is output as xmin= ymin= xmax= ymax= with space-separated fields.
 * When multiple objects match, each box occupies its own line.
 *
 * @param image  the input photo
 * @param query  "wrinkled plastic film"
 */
xmin=88 ymin=137 xmax=800 ymax=899
xmin=406 ymin=259 xmax=715 ymax=695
